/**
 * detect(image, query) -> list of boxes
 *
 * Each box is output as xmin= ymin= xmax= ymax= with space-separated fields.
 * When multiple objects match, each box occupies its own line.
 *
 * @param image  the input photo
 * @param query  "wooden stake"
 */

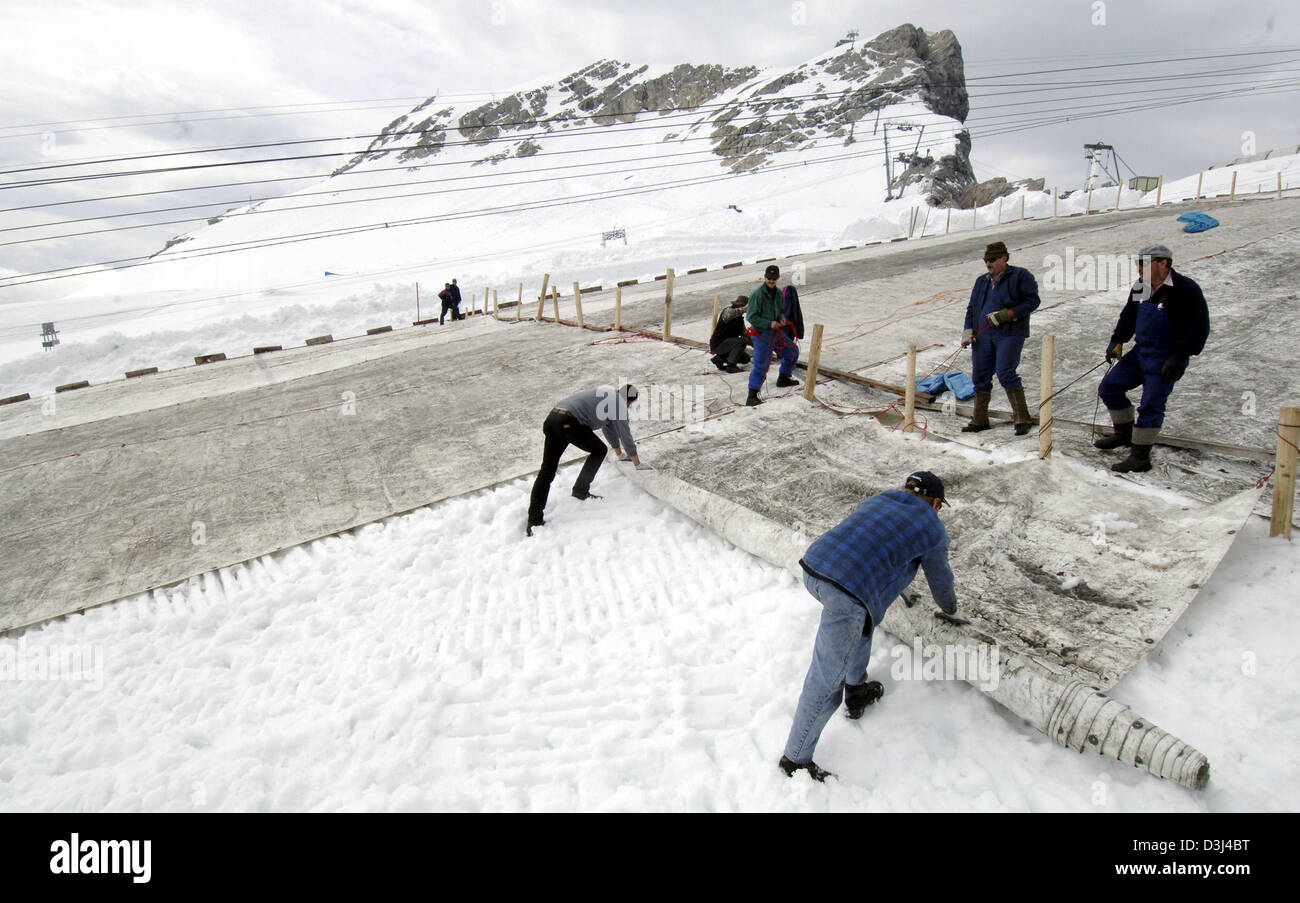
xmin=1053 ymin=188 xmax=1058 ymax=218
xmin=1230 ymin=171 xmax=1238 ymax=200
xmin=1115 ymin=179 xmax=1123 ymax=211
xmin=1195 ymin=171 xmax=1203 ymax=200
xmin=1040 ymin=334 xmax=1055 ymax=459
xmin=710 ymin=294 xmax=721 ymax=334
xmin=803 ymin=324 xmax=825 ymax=402
xmin=615 ymin=286 xmax=623 ymax=331
xmin=415 ymin=282 xmax=420 ymax=321
xmin=493 ymin=289 xmax=499 ymax=319
xmin=903 ymin=344 xmax=917 ymax=433
xmin=1156 ymin=174 xmax=1164 ymax=206
xmin=1085 ymin=189 xmax=1092 ymax=214
xmin=1279 ymin=172 xmax=1284 ymax=200
xmin=536 ymin=273 xmax=550 ymax=320
xmin=663 ymin=267 xmax=674 ymax=342
xmin=1020 ymin=195 xmax=1025 ymax=220
xmin=516 ymin=283 xmax=522 ymax=321
xmin=572 ymin=281 xmax=584 ymax=328
xmin=552 ymin=286 xmax=559 ymax=322
xmin=997 ymin=197 xmax=1004 ymax=223
xmin=1271 ymin=406 xmax=1300 ymax=540
xmin=945 ymin=208 xmax=951 ymax=234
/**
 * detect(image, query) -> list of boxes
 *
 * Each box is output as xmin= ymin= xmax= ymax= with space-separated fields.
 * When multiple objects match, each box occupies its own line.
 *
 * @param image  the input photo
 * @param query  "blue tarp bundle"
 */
xmin=916 ymin=371 xmax=975 ymax=401
xmin=1176 ymin=212 xmax=1220 ymax=233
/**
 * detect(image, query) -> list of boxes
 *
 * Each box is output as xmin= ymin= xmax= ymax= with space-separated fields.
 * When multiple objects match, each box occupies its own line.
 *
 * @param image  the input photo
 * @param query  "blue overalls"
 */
xmin=969 ymin=276 xmax=1027 ymax=393
xmin=1098 ymin=296 xmax=1185 ymax=429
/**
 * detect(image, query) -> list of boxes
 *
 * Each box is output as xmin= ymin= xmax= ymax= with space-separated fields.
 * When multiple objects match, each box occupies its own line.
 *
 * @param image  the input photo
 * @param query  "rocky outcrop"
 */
xmin=333 ymin=24 xmax=979 ymax=205
xmin=958 ymin=176 xmax=1047 ymax=209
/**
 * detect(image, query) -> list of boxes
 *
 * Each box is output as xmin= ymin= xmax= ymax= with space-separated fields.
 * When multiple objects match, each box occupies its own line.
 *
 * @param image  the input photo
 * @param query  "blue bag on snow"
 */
xmin=1176 ymin=212 xmax=1219 ymax=233
xmin=914 ymin=371 xmax=975 ymax=401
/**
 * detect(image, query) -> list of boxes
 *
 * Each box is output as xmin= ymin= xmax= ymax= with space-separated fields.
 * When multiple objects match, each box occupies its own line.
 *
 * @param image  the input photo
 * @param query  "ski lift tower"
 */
xmin=41 ymin=322 xmax=59 ymax=351
xmin=883 ymin=121 xmax=926 ymax=201
xmin=1083 ymin=142 xmax=1121 ymax=191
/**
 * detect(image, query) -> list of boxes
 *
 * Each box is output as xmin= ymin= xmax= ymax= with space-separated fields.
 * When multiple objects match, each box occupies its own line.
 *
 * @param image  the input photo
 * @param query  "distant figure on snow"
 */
xmin=449 ymin=278 xmax=463 ymax=314
xmin=781 ymin=471 xmax=958 ymax=782
xmin=744 ymin=264 xmax=799 ymax=406
xmin=439 ymin=283 xmax=463 ymax=324
xmin=526 ymin=384 xmax=645 ymax=536
xmin=961 ymin=241 xmax=1040 ymax=435
xmin=1094 ymin=244 xmax=1210 ymax=473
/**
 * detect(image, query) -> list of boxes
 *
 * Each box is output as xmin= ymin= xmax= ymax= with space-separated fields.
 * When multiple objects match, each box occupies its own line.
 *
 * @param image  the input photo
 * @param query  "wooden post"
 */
xmin=1195 ymin=171 xmax=1203 ymax=200
xmin=1039 ymin=334 xmax=1055 ymax=459
xmin=516 ymin=283 xmax=522 ymax=321
xmin=973 ymin=208 xmax=977 ymax=230
xmin=552 ymin=286 xmax=559 ymax=322
xmin=1085 ymin=188 xmax=1092 ymax=214
xmin=710 ymin=294 xmax=721 ymax=334
xmin=470 ymin=293 xmax=475 ymax=315
xmin=1271 ymin=406 xmax=1300 ymax=540
xmin=572 ymin=281 xmax=584 ymax=328
xmin=1115 ymin=180 xmax=1123 ymax=211
xmin=415 ymin=282 xmax=420 ymax=321
xmin=1053 ymin=188 xmax=1058 ymax=218
xmin=663 ymin=267 xmax=674 ymax=342
xmin=615 ymin=286 xmax=623 ymax=331
xmin=920 ymin=206 xmax=931 ymax=236
xmin=903 ymin=344 xmax=917 ymax=433
xmin=1020 ymin=195 xmax=1025 ymax=220
xmin=997 ymin=197 xmax=1004 ymax=223
xmin=1156 ymin=174 xmax=1164 ymax=206
xmin=536 ymin=273 xmax=550 ymax=320
xmin=1230 ymin=171 xmax=1237 ymax=200
xmin=1279 ymin=172 xmax=1284 ymax=200
xmin=493 ymin=289 xmax=499 ymax=319
xmin=945 ymin=208 xmax=951 ymax=234
xmin=803 ymin=324 xmax=825 ymax=402
xmin=483 ymin=286 xmax=488 ymax=316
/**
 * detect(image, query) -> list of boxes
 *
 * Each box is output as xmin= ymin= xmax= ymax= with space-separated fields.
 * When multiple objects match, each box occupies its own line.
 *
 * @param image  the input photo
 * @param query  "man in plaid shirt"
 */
xmin=780 ymin=471 xmax=958 ymax=782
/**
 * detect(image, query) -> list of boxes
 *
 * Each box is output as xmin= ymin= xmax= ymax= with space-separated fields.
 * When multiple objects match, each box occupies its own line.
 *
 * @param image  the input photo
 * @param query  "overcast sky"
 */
xmin=2 ymin=0 xmax=1298 ymax=303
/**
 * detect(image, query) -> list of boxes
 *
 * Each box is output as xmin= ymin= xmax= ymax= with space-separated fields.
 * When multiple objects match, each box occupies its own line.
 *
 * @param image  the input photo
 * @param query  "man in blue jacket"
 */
xmin=780 ymin=472 xmax=958 ymax=782
xmin=1095 ymin=244 xmax=1210 ymax=473
xmin=961 ymin=241 xmax=1040 ymax=435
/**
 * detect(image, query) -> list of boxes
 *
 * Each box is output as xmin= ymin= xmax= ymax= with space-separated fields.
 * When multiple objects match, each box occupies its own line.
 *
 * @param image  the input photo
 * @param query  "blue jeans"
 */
xmin=783 ymin=572 xmax=874 ymax=764
xmin=970 ymin=331 xmax=1026 ymax=393
xmin=748 ymin=330 xmax=798 ymax=391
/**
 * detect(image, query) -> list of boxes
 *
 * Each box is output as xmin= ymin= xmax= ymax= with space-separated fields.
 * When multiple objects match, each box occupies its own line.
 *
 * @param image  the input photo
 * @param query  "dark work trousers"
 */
xmin=527 ymin=409 xmax=607 ymax=525
xmin=711 ymin=336 xmax=751 ymax=368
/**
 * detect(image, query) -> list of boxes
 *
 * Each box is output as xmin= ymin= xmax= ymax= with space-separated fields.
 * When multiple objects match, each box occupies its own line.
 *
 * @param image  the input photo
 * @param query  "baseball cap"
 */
xmin=904 ymin=471 xmax=946 ymax=505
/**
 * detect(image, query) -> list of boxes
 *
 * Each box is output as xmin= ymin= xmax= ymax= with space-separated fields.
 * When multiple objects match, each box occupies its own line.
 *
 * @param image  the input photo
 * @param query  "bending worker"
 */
xmin=780 ymin=471 xmax=957 ymax=782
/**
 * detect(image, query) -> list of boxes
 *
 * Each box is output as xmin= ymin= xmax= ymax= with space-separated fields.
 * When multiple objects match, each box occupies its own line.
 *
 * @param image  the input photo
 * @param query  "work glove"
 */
xmin=1160 ymin=357 xmax=1186 ymax=380
xmin=986 ymin=308 xmax=1015 ymax=327
xmin=960 ymin=329 xmax=973 ymax=349
xmin=1105 ymin=342 xmax=1123 ymax=364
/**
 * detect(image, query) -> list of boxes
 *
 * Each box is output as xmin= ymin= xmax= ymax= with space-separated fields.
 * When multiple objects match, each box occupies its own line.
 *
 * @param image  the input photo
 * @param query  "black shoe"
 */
xmin=525 ymin=518 xmax=544 ymax=536
xmin=723 ymin=364 xmax=743 ymax=373
xmin=961 ymin=422 xmax=991 ymax=433
xmin=572 ymin=490 xmax=602 ymax=500
xmin=1014 ymin=422 xmax=1031 ymax=436
xmin=845 ymin=681 xmax=884 ymax=719
xmin=745 ymin=389 xmax=763 ymax=407
xmin=776 ymin=374 xmax=800 ymax=388
xmin=1094 ymin=422 xmax=1133 ymax=450
xmin=712 ymin=357 xmax=726 ymax=370
xmin=1111 ymin=444 xmax=1152 ymax=473
xmin=779 ymin=756 xmax=833 ymax=782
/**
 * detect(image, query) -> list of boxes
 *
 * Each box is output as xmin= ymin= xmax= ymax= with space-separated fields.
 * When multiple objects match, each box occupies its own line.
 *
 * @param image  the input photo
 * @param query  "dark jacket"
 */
xmin=1109 ymin=270 xmax=1210 ymax=360
xmin=710 ymin=307 xmax=746 ymax=352
xmin=964 ymin=264 xmax=1040 ymax=338
xmin=448 ymin=283 xmax=462 ymax=304
xmin=781 ymin=285 xmax=804 ymax=341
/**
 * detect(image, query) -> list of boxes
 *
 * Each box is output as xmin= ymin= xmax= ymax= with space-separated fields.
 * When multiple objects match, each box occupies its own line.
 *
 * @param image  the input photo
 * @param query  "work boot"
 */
xmin=1094 ymin=422 xmax=1133 ymax=450
xmin=746 ymin=389 xmax=763 ymax=407
xmin=961 ymin=391 xmax=991 ymax=432
xmin=776 ymin=373 xmax=800 ymax=388
xmin=779 ymin=756 xmax=833 ymax=782
xmin=1008 ymin=388 xmax=1032 ymax=436
xmin=571 ymin=490 xmax=602 ymax=501
xmin=723 ymin=364 xmax=744 ymax=373
xmin=525 ymin=517 xmax=544 ymax=537
xmin=1111 ymin=444 xmax=1152 ymax=473
xmin=844 ymin=680 xmax=884 ymax=719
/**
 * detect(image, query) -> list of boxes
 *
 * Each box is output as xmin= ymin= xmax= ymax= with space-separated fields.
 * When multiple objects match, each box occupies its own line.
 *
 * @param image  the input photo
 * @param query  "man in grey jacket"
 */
xmin=526 ymin=384 xmax=642 ymax=535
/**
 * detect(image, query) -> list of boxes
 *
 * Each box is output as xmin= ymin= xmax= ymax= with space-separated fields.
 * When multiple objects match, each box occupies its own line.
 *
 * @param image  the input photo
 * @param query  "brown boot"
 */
xmin=962 ymin=391 xmax=991 ymax=432
xmin=1008 ymin=388 xmax=1032 ymax=436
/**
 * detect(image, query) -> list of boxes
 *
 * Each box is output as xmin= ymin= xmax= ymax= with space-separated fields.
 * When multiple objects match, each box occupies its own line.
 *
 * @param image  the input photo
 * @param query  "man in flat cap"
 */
xmin=745 ymin=264 xmax=798 ymax=406
xmin=1094 ymin=244 xmax=1210 ymax=472
xmin=780 ymin=471 xmax=958 ymax=782
xmin=961 ymin=241 xmax=1041 ymax=435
